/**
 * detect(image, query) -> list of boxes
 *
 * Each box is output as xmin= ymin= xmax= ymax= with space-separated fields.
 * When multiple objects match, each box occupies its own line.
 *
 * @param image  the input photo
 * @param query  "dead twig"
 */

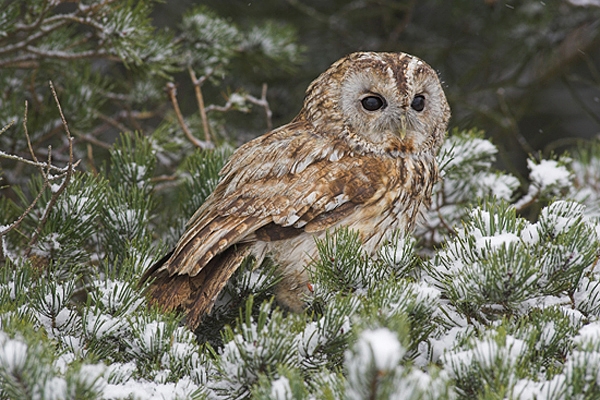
xmin=25 ymin=81 xmax=80 ymax=256
xmin=204 ymin=84 xmax=273 ymax=131
xmin=0 ymin=120 xmax=15 ymax=136
xmin=0 ymin=91 xmax=80 ymax=244
xmin=189 ymin=67 xmax=213 ymax=143
xmin=0 ymin=116 xmax=47 ymax=239
xmin=245 ymin=83 xmax=273 ymax=131
xmin=87 ymin=143 xmax=98 ymax=175
xmin=166 ymin=82 xmax=213 ymax=150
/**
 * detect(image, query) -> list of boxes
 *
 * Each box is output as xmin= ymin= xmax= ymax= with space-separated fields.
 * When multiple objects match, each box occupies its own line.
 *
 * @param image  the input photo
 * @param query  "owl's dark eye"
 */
xmin=411 ymin=94 xmax=425 ymax=112
xmin=361 ymin=95 xmax=386 ymax=111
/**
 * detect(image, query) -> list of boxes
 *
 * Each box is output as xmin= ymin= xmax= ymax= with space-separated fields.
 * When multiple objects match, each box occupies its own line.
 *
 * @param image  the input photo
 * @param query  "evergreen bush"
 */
xmin=1 ymin=1 xmax=600 ymax=399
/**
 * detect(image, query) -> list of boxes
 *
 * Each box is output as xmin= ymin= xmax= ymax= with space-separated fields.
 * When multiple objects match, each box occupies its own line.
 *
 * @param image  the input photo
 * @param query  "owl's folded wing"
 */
xmin=161 ymin=121 xmax=391 ymax=278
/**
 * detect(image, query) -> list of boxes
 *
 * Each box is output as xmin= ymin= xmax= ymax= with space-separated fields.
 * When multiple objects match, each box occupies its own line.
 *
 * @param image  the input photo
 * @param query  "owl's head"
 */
xmin=302 ymin=52 xmax=450 ymax=155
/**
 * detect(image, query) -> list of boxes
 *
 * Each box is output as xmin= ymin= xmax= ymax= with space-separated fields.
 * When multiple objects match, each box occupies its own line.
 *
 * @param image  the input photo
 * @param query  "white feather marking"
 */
xmin=291 ymin=154 xmax=315 ymax=174
xmin=324 ymin=201 xmax=337 ymax=212
xmin=305 ymin=192 xmax=317 ymax=204
xmin=254 ymin=162 xmax=273 ymax=179
xmin=334 ymin=193 xmax=349 ymax=204
xmin=329 ymin=148 xmax=343 ymax=162
xmin=324 ymin=194 xmax=349 ymax=212
xmin=285 ymin=213 xmax=301 ymax=226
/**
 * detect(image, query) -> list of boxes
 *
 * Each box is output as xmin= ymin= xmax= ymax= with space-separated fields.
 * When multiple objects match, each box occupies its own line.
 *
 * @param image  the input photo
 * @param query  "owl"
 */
xmin=141 ymin=52 xmax=451 ymax=329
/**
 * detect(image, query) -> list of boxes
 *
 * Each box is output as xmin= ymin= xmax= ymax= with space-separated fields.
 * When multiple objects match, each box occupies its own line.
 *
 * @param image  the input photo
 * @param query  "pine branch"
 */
xmin=25 ymin=82 xmax=79 ymax=256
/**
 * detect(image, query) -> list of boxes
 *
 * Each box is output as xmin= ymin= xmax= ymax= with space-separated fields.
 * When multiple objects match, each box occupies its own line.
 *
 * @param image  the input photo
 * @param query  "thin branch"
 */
xmin=0 ymin=0 xmax=120 ymax=58
xmin=11 ymin=1 xmax=52 ymax=33
xmin=0 ymin=50 xmax=120 ymax=68
xmin=150 ymin=174 xmax=179 ymax=184
xmin=562 ymin=76 xmax=600 ymax=126
xmin=23 ymin=101 xmax=43 ymax=173
xmin=0 ymin=20 xmax=68 ymax=56
xmin=25 ymin=81 xmax=78 ymax=255
xmin=0 ymin=150 xmax=72 ymax=173
xmin=189 ymin=67 xmax=213 ymax=143
xmin=76 ymin=133 xmax=113 ymax=150
xmin=204 ymin=85 xmax=273 ymax=131
xmin=205 ymin=93 xmax=253 ymax=113
xmin=0 ymin=112 xmax=50 ymax=237
xmin=25 ymin=46 xmax=111 ymax=60
xmin=151 ymin=174 xmax=181 ymax=193
xmin=166 ymin=82 xmax=213 ymax=150
xmin=0 ymin=184 xmax=47 ymax=237
xmin=97 ymin=112 xmax=131 ymax=135
xmin=86 ymin=143 xmax=98 ymax=176
xmin=0 ymin=119 xmax=15 ymax=136
xmin=245 ymin=83 xmax=273 ymax=131
xmin=50 ymin=81 xmax=74 ymax=168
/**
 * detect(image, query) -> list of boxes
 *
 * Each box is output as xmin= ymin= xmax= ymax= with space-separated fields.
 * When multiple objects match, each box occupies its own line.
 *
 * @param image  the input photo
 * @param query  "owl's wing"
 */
xmin=142 ymin=121 xmax=393 ymax=327
xmin=165 ymin=120 xmax=390 ymax=278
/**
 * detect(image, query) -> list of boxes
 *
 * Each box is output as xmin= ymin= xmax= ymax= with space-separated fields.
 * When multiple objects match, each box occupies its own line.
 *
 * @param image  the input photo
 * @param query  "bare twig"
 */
xmin=96 ymin=112 xmax=131 ymax=134
xmin=0 ymin=110 xmax=46 ymax=238
xmin=189 ymin=67 xmax=213 ymax=143
xmin=25 ymin=81 xmax=79 ymax=255
xmin=151 ymin=174 xmax=182 ymax=192
xmin=23 ymin=101 xmax=44 ymax=174
xmin=50 ymin=81 xmax=74 ymax=168
xmin=76 ymin=133 xmax=112 ymax=150
xmin=205 ymin=94 xmax=251 ymax=113
xmin=0 ymin=120 xmax=15 ymax=136
xmin=0 ymin=150 xmax=71 ymax=173
xmin=245 ymin=83 xmax=273 ymax=131
xmin=204 ymin=84 xmax=273 ymax=131
xmin=0 ymin=107 xmax=53 ymax=238
xmin=87 ymin=144 xmax=98 ymax=176
xmin=166 ymin=82 xmax=213 ymax=150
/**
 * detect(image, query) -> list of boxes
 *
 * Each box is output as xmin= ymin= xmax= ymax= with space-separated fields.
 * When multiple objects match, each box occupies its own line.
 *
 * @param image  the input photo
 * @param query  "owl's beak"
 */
xmin=398 ymin=114 xmax=407 ymax=139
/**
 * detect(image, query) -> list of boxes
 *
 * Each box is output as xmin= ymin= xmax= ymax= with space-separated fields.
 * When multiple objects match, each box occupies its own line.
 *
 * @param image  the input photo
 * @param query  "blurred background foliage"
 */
xmin=185 ymin=0 xmax=600 ymax=177
xmin=1 ymin=0 xmax=599 ymax=195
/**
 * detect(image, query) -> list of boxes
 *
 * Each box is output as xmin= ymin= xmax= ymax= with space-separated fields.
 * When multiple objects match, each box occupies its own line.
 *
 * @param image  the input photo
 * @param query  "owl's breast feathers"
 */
xmin=142 ymin=119 xmax=437 ymax=328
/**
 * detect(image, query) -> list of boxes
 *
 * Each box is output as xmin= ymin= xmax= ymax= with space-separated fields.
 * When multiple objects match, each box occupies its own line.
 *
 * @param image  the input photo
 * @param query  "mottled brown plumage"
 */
xmin=141 ymin=52 xmax=451 ymax=328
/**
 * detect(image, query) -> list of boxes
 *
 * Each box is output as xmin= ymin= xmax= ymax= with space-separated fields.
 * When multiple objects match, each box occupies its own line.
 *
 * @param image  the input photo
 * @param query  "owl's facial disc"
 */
xmin=335 ymin=52 xmax=449 ymax=153
xmin=340 ymin=71 xmax=414 ymax=142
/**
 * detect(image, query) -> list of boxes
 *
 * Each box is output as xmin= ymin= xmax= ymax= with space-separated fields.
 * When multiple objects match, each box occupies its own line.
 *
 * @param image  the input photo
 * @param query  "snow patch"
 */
xmin=528 ymin=159 xmax=571 ymax=190
xmin=0 ymin=338 xmax=28 ymax=373
xmin=270 ymin=376 xmax=292 ymax=400
xmin=354 ymin=328 xmax=404 ymax=371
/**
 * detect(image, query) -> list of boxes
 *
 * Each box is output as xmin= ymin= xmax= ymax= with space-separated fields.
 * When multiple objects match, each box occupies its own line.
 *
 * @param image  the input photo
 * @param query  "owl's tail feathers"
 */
xmin=140 ymin=244 xmax=251 ymax=329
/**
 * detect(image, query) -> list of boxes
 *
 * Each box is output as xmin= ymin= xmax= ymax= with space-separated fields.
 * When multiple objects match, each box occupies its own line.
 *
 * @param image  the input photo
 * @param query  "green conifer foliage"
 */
xmin=1 ymin=1 xmax=600 ymax=399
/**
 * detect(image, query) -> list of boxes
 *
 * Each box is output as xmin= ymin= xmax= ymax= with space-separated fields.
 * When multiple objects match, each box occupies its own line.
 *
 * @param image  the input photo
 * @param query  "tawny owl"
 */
xmin=141 ymin=52 xmax=451 ymax=329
